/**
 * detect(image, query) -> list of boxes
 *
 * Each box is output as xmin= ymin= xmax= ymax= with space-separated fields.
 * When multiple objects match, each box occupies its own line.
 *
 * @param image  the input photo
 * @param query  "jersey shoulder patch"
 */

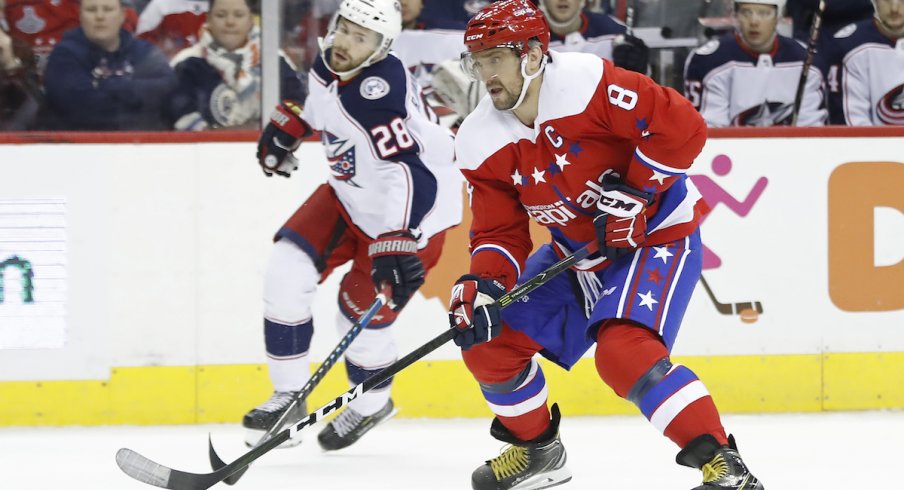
xmin=694 ymin=39 xmax=720 ymax=56
xmin=360 ymin=76 xmax=391 ymax=100
xmin=834 ymin=23 xmax=857 ymax=39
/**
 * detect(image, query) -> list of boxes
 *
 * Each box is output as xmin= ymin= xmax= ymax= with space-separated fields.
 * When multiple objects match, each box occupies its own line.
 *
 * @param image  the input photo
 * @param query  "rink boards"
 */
xmin=0 ymin=127 xmax=902 ymax=426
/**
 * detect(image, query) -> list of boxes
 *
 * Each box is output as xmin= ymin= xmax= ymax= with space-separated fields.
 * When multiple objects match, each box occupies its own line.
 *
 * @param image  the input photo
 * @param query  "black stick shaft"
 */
xmin=791 ymin=0 xmax=825 ymax=126
xmin=210 ymin=286 xmax=391 ymax=485
xmin=117 ymin=243 xmax=596 ymax=490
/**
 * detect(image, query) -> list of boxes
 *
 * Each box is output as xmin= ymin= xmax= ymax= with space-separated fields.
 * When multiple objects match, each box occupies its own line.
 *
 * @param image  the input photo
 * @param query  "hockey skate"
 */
xmin=317 ymin=398 xmax=397 ymax=451
xmin=677 ymin=434 xmax=765 ymax=490
xmin=471 ymin=404 xmax=571 ymax=490
xmin=242 ymin=391 xmax=306 ymax=448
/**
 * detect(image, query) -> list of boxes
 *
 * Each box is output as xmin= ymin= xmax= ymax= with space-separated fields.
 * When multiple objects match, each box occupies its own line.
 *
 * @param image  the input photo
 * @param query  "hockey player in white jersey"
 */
xmin=247 ymin=0 xmax=461 ymax=451
xmin=818 ymin=0 xmax=904 ymax=125
xmin=683 ymin=0 xmax=828 ymax=127
xmin=540 ymin=0 xmax=649 ymax=74
xmin=392 ymin=0 xmax=469 ymax=125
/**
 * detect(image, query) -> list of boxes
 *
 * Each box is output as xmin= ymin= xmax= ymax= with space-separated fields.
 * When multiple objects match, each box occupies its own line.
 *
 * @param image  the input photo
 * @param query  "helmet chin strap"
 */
xmin=508 ymin=54 xmax=547 ymax=112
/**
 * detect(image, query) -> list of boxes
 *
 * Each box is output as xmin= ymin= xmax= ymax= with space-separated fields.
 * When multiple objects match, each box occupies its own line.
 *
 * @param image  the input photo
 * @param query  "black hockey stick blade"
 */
xmin=117 ymin=244 xmax=594 ymax=489
xmin=207 ymin=435 xmax=242 ymax=485
xmin=209 ymin=286 xmax=391 ymax=486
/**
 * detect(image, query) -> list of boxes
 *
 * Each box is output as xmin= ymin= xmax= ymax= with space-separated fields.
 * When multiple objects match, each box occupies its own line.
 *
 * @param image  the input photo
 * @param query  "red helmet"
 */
xmin=464 ymin=0 xmax=550 ymax=56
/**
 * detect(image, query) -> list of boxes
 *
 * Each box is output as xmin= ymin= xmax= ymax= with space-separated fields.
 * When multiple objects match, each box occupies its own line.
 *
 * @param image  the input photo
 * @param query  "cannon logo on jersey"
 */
xmin=876 ymin=83 xmax=904 ymax=125
xmin=732 ymin=101 xmax=794 ymax=126
xmin=322 ymin=130 xmax=358 ymax=183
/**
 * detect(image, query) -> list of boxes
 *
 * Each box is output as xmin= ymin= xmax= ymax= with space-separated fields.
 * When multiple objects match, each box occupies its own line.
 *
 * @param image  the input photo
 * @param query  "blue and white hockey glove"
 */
xmin=449 ymin=275 xmax=505 ymax=351
xmin=593 ymin=172 xmax=655 ymax=261
xmin=369 ymin=231 xmax=425 ymax=311
xmin=256 ymin=101 xmax=312 ymax=178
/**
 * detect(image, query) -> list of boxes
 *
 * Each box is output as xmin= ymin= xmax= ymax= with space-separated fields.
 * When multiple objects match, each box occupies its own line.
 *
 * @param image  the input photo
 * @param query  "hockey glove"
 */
xmin=612 ymin=33 xmax=649 ymax=74
xmin=448 ymin=275 xmax=505 ymax=351
xmin=369 ymin=231 xmax=425 ymax=311
xmin=257 ymin=100 xmax=312 ymax=178
xmin=593 ymin=172 xmax=655 ymax=261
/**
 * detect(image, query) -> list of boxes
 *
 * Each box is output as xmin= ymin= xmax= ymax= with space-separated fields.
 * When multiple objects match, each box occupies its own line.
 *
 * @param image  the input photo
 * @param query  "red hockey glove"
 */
xmin=257 ymin=101 xmax=312 ymax=178
xmin=448 ymin=274 xmax=505 ymax=351
xmin=593 ymin=172 xmax=655 ymax=261
xmin=369 ymin=231 xmax=425 ymax=311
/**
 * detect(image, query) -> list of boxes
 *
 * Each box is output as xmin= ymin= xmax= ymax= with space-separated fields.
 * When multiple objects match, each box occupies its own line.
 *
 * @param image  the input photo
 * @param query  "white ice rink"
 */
xmin=3 ymin=410 xmax=901 ymax=489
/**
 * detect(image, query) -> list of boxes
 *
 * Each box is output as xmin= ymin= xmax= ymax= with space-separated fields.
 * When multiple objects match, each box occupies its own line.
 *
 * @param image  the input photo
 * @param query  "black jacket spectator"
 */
xmin=43 ymin=27 xmax=176 ymax=130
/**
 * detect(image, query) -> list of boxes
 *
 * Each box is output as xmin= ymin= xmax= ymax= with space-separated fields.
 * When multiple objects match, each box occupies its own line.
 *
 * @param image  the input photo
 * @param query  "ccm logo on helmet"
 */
xmin=466 ymin=34 xmax=484 ymax=40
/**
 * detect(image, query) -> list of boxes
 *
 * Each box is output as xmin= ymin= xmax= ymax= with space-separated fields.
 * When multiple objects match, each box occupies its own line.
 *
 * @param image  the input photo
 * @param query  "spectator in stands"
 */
xmin=787 ymin=0 xmax=873 ymax=42
xmin=540 ymin=0 xmax=649 ymax=73
xmin=418 ymin=0 xmax=492 ymax=24
xmin=400 ymin=0 xmax=466 ymax=29
xmin=683 ymin=0 xmax=827 ymax=126
xmin=818 ymin=0 xmax=904 ymax=125
xmin=4 ymin=0 xmax=138 ymax=74
xmin=42 ymin=0 xmax=176 ymax=130
xmin=166 ymin=0 xmax=303 ymax=130
xmin=137 ymin=0 xmax=208 ymax=59
xmin=1 ymin=0 xmax=41 ymax=130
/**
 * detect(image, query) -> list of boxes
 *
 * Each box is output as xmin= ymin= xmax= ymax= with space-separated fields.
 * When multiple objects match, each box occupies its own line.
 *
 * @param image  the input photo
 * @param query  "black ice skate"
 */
xmin=677 ymin=434 xmax=765 ymax=490
xmin=471 ymin=403 xmax=572 ymax=490
xmin=317 ymin=399 xmax=397 ymax=451
xmin=242 ymin=391 xmax=306 ymax=448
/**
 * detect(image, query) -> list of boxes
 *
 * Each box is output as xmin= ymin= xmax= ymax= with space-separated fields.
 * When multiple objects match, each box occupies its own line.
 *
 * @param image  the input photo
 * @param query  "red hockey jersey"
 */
xmin=455 ymin=50 xmax=709 ymax=289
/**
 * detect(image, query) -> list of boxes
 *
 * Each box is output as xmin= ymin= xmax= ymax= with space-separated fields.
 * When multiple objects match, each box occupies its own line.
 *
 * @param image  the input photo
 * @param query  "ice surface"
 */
xmin=3 ymin=411 xmax=900 ymax=489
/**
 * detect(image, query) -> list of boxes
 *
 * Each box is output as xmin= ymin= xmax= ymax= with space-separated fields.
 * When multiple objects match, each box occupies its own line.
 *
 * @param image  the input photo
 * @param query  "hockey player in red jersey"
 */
xmin=448 ymin=1 xmax=765 ymax=489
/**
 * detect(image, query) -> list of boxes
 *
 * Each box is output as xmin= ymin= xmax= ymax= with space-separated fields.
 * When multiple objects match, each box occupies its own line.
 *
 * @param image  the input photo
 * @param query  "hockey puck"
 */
xmin=661 ymin=26 xmax=673 ymax=38
xmin=739 ymin=308 xmax=758 ymax=324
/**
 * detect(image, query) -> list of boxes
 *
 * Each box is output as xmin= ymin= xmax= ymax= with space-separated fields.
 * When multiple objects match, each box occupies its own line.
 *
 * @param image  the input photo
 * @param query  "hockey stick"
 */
xmin=208 ymin=284 xmax=392 ymax=486
xmin=698 ymin=274 xmax=763 ymax=318
xmin=116 ymin=242 xmax=597 ymax=490
xmin=624 ymin=0 xmax=636 ymax=36
xmin=791 ymin=0 xmax=825 ymax=126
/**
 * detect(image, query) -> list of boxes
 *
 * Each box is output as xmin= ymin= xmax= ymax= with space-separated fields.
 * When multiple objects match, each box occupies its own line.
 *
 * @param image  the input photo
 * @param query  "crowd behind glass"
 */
xmin=0 ymin=0 xmax=899 ymax=131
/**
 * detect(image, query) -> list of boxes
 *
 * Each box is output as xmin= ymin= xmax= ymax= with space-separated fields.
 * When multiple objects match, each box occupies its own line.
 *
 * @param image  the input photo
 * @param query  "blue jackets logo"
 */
xmin=323 ymin=131 xmax=358 ymax=183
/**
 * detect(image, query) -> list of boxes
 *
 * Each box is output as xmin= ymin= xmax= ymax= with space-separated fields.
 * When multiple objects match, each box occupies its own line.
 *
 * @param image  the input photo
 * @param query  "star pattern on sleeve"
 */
xmin=652 ymin=246 xmax=674 ymax=264
xmin=637 ymin=290 xmax=659 ymax=311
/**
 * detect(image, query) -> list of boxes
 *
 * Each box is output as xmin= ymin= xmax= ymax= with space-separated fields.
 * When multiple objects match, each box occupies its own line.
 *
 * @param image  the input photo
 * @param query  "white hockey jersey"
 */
xmin=547 ymin=11 xmax=626 ymax=60
xmin=683 ymin=33 xmax=827 ymax=127
xmin=818 ymin=20 xmax=904 ymax=126
xmin=302 ymin=53 xmax=462 ymax=242
xmin=392 ymin=29 xmax=466 ymax=96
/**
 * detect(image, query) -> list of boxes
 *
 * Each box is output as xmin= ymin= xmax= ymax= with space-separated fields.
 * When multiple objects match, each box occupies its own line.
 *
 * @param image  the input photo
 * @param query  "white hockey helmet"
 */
xmin=320 ymin=0 xmax=403 ymax=76
xmin=734 ymin=0 xmax=786 ymax=15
